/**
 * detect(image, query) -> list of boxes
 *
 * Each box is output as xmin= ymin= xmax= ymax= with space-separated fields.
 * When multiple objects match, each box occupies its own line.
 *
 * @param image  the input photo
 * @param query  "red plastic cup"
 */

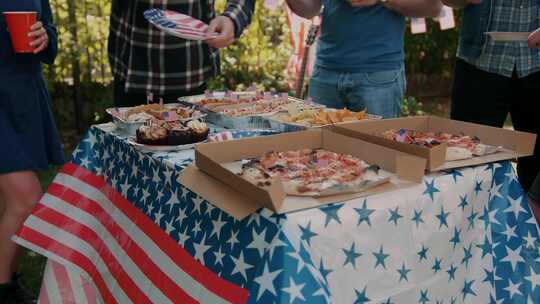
xmin=3 ymin=11 xmax=38 ymax=53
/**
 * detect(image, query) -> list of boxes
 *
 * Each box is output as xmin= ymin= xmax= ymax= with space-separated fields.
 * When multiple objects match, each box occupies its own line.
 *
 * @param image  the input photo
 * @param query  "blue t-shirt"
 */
xmin=316 ymin=0 xmax=405 ymax=72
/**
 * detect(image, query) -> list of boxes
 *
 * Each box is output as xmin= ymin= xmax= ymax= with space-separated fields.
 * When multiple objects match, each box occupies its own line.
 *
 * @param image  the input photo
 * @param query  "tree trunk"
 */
xmin=67 ymin=0 xmax=84 ymax=134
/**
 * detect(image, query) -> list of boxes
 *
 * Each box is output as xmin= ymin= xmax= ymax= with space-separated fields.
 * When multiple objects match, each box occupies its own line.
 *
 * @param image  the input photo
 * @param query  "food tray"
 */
xmin=206 ymin=111 xmax=272 ymax=129
xmin=267 ymin=112 xmax=382 ymax=130
xmin=106 ymin=103 xmax=206 ymax=135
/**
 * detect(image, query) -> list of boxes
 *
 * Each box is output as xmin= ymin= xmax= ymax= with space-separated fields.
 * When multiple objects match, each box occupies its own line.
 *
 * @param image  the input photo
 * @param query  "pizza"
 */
xmin=381 ymin=129 xmax=500 ymax=161
xmin=238 ymin=149 xmax=386 ymax=196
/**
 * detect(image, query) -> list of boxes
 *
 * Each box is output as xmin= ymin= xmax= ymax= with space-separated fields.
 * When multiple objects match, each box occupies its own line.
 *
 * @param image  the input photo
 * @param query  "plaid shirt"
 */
xmin=458 ymin=0 xmax=540 ymax=78
xmin=109 ymin=0 xmax=254 ymax=94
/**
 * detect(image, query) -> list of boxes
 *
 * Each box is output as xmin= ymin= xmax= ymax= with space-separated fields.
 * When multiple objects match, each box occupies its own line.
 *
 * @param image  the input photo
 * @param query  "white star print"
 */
xmin=287 ymin=250 xmax=307 ymax=275
xmin=192 ymin=195 xmax=205 ymax=216
xmin=163 ymin=167 xmax=174 ymax=186
xmin=110 ymin=176 xmax=118 ymax=189
xmin=102 ymin=149 xmax=110 ymax=161
xmin=177 ymin=206 xmax=188 ymax=224
xmin=118 ymin=168 xmax=125 ymax=178
xmin=177 ymin=230 xmax=190 ymax=246
xmin=154 ymin=207 xmax=164 ymax=225
xmin=193 ymin=236 xmax=211 ymax=264
xmin=228 ymin=229 xmax=240 ymax=250
xmin=488 ymin=210 xmax=502 ymax=227
xmin=141 ymin=188 xmax=151 ymax=203
xmin=156 ymin=189 xmax=164 ymax=203
xmin=165 ymin=189 xmax=180 ymax=213
xmin=526 ymin=269 xmax=540 ymax=291
xmin=213 ymin=246 xmax=225 ymax=267
xmin=504 ymin=280 xmax=522 ymax=299
xmin=80 ymin=157 xmax=90 ymax=168
xmin=164 ymin=219 xmax=176 ymax=235
xmin=146 ymin=201 xmax=155 ymax=216
xmin=230 ymin=251 xmax=254 ymax=282
xmin=152 ymin=167 xmax=161 ymax=183
xmin=268 ymin=233 xmax=287 ymax=260
xmin=247 ymin=228 xmax=270 ymax=258
xmin=210 ymin=214 xmax=227 ymax=240
xmin=120 ymin=179 xmax=131 ymax=197
xmin=501 ymin=223 xmax=517 ymax=242
xmin=282 ymin=277 xmax=306 ymax=302
xmin=179 ymin=186 xmax=189 ymax=201
xmin=501 ymin=245 xmax=524 ymax=272
xmin=246 ymin=213 xmax=262 ymax=228
xmin=523 ymin=231 xmax=537 ymax=249
xmin=489 ymin=182 xmax=503 ymax=200
xmin=254 ymin=263 xmax=282 ymax=301
xmin=84 ymin=133 xmax=98 ymax=148
xmin=131 ymin=162 xmax=139 ymax=178
xmin=504 ymin=195 xmax=527 ymax=219
xmin=193 ymin=220 xmax=202 ymax=235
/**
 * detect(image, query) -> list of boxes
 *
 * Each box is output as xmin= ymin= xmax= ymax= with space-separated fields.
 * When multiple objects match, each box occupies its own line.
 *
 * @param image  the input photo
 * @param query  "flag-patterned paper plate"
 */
xmin=144 ymin=9 xmax=217 ymax=41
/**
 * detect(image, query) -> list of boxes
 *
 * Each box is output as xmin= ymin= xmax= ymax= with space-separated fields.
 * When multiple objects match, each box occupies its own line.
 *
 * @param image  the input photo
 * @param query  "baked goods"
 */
xmin=381 ymin=129 xmax=500 ymax=161
xmin=273 ymin=108 xmax=370 ymax=127
xmin=135 ymin=120 xmax=209 ymax=146
xmin=115 ymin=104 xmax=203 ymax=122
xmin=238 ymin=149 xmax=386 ymax=196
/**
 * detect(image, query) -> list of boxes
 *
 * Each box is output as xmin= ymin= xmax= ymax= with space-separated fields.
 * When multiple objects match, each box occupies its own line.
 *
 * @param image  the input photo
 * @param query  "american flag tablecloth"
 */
xmin=13 ymin=124 xmax=540 ymax=303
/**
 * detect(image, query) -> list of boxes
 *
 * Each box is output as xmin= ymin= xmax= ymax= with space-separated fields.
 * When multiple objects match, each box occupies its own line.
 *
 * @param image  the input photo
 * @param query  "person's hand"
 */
xmin=28 ymin=22 xmax=49 ymax=54
xmin=205 ymin=16 xmax=235 ymax=49
xmin=347 ymin=0 xmax=379 ymax=7
xmin=529 ymin=28 xmax=540 ymax=49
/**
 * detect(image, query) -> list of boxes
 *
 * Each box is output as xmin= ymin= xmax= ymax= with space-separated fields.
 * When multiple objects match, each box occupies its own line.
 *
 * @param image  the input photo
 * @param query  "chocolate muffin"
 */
xmin=136 ymin=124 xmax=169 ymax=145
xmin=168 ymin=122 xmax=193 ymax=145
xmin=187 ymin=120 xmax=209 ymax=142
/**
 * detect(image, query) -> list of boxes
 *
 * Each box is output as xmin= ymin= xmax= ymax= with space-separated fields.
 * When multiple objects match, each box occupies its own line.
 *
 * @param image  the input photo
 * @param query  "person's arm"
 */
xmin=529 ymin=28 xmax=540 ymax=49
xmin=441 ymin=0 xmax=480 ymax=9
xmin=36 ymin=0 xmax=58 ymax=64
xmin=205 ymin=0 xmax=255 ymax=48
xmin=221 ymin=0 xmax=256 ymax=38
xmin=285 ymin=0 xmax=322 ymax=19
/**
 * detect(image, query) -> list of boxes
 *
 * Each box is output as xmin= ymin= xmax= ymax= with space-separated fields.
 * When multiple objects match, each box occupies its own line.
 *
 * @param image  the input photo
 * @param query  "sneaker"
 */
xmin=10 ymin=273 xmax=35 ymax=304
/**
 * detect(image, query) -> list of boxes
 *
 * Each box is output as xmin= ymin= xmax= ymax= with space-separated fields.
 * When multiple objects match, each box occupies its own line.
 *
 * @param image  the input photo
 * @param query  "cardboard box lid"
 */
xmin=194 ymin=128 xmax=426 ymax=219
xmin=330 ymin=116 xmax=537 ymax=171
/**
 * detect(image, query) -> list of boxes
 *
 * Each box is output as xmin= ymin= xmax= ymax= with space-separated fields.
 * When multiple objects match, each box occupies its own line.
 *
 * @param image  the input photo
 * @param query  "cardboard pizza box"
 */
xmin=181 ymin=128 xmax=426 ymax=219
xmin=329 ymin=116 xmax=537 ymax=171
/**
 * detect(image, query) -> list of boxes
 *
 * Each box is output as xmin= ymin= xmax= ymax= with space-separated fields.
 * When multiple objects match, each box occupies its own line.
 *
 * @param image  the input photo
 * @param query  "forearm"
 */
xmin=39 ymin=0 xmax=58 ymax=64
xmin=222 ymin=0 xmax=255 ymax=38
xmin=385 ymin=0 xmax=443 ymax=17
xmin=441 ymin=0 xmax=468 ymax=9
xmin=285 ymin=0 xmax=322 ymax=19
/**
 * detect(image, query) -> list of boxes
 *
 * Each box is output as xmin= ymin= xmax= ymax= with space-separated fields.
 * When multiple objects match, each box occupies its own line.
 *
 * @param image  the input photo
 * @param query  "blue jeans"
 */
xmin=308 ymin=65 xmax=406 ymax=118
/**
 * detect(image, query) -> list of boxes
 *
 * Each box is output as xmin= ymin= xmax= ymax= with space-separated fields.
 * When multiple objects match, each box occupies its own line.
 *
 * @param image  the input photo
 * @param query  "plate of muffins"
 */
xmin=129 ymin=119 xmax=210 ymax=152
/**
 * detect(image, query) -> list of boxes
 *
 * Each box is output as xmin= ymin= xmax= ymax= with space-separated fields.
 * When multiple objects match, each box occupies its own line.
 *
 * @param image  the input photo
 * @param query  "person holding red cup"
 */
xmin=0 ymin=0 xmax=63 ymax=303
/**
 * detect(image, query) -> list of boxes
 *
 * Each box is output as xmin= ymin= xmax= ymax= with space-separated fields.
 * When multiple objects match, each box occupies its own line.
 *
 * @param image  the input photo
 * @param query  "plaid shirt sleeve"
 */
xmin=222 ymin=0 xmax=256 ymax=38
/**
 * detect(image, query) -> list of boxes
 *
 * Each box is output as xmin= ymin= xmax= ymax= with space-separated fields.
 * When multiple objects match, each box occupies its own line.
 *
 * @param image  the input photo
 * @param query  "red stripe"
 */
xmin=32 ymin=204 xmax=154 ymax=304
xmin=46 ymin=183 xmax=199 ymax=304
xmin=15 ymin=227 xmax=118 ymax=304
xmin=51 ymin=261 xmax=75 ymax=304
xmin=60 ymin=163 xmax=250 ymax=303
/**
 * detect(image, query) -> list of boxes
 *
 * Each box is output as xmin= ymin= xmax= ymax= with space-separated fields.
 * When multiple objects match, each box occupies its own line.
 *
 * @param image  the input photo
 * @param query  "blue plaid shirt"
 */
xmin=458 ymin=0 xmax=540 ymax=78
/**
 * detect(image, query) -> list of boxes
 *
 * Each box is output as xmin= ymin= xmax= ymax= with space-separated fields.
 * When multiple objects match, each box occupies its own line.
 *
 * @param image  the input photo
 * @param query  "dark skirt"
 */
xmin=0 ymin=74 xmax=64 ymax=174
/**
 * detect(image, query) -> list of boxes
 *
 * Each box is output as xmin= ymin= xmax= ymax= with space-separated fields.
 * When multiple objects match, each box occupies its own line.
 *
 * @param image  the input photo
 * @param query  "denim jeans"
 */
xmin=308 ymin=65 xmax=406 ymax=118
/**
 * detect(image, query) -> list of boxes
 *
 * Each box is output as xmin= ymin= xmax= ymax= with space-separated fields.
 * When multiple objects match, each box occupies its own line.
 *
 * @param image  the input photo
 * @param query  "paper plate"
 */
xmin=144 ymin=9 xmax=217 ymax=41
xmin=486 ymin=32 xmax=530 ymax=42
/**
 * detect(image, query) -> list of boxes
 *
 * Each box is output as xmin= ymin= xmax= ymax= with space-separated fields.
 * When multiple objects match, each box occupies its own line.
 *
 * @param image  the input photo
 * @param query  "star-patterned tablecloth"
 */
xmin=31 ymin=124 xmax=540 ymax=303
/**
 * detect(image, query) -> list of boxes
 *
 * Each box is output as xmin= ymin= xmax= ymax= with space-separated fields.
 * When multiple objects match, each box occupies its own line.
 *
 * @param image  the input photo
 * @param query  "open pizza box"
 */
xmin=179 ymin=128 xmax=426 ymax=220
xmin=329 ymin=116 xmax=536 ymax=171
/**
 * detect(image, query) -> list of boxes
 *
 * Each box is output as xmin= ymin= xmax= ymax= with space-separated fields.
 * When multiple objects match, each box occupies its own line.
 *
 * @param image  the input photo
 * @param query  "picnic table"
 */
xmin=14 ymin=124 xmax=540 ymax=304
